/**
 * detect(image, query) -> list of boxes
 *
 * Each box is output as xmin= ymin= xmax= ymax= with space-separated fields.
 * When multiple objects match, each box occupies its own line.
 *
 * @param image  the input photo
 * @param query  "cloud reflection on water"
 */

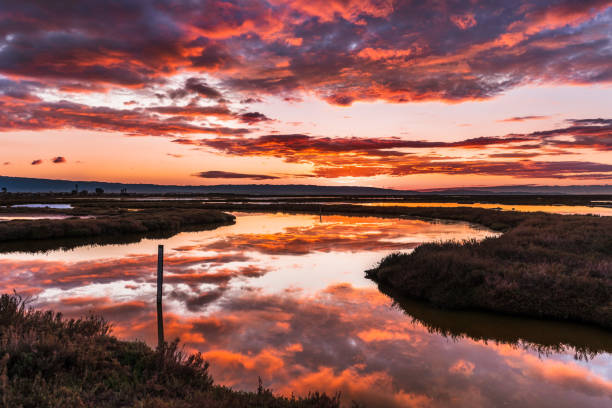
xmin=0 ymin=212 xmax=609 ymax=407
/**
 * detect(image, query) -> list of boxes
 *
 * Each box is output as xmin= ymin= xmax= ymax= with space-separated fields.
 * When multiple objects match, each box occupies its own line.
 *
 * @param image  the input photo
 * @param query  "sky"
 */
xmin=0 ymin=0 xmax=611 ymax=189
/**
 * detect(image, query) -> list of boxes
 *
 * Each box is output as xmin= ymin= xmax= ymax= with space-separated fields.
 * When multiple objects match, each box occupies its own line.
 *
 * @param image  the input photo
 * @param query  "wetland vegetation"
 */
xmin=0 ymin=294 xmax=341 ymax=408
xmin=0 ymin=208 xmax=235 ymax=246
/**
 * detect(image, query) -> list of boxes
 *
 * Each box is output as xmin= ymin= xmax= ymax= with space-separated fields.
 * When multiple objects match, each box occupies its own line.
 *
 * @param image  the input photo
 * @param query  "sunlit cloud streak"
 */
xmin=0 ymin=98 xmax=251 ymax=137
xmin=499 ymin=116 xmax=550 ymax=122
xmin=194 ymin=171 xmax=280 ymax=180
xmin=176 ymin=119 xmax=612 ymax=179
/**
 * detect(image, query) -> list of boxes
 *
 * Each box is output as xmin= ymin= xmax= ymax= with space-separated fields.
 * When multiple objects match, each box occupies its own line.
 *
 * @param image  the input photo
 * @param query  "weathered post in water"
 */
xmin=157 ymin=244 xmax=164 ymax=349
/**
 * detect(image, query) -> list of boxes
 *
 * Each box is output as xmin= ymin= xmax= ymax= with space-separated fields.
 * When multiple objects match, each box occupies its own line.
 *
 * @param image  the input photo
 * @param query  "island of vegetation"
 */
xmin=0 ymin=294 xmax=341 ymax=408
xmin=0 ymin=208 xmax=235 ymax=245
xmin=363 ymin=207 xmax=611 ymax=329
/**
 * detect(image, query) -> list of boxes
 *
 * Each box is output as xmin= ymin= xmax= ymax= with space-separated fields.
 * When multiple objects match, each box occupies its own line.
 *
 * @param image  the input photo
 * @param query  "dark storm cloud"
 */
xmin=237 ymin=112 xmax=272 ymax=124
xmin=169 ymin=77 xmax=224 ymax=99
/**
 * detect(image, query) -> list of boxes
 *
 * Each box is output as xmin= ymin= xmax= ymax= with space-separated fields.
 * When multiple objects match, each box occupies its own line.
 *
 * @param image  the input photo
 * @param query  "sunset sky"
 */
xmin=0 ymin=0 xmax=611 ymax=189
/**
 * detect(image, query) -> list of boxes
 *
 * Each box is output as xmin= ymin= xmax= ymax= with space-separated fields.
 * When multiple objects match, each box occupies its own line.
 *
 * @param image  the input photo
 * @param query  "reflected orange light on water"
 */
xmin=361 ymin=202 xmax=612 ymax=216
xmin=0 ymin=212 xmax=609 ymax=407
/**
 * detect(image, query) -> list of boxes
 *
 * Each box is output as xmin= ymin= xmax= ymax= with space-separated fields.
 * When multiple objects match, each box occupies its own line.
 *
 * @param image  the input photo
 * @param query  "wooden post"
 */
xmin=157 ymin=244 xmax=164 ymax=349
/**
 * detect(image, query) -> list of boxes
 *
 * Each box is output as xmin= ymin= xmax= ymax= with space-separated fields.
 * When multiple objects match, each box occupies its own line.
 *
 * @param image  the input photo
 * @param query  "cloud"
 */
xmin=176 ymin=118 xmax=612 ymax=179
xmin=450 ymin=13 xmax=477 ymax=30
xmin=0 ymin=1 xmax=611 ymax=184
xmin=237 ymin=112 xmax=272 ymax=124
xmin=169 ymin=77 xmax=223 ymax=99
xmin=31 ymin=159 xmax=42 ymax=165
xmin=0 ymin=100 xmax=250 ymax=137
xmin=0 ymin=1 xmax=609 ymax=104
xmin=499 ymin=116 xmax=550 ymax=122
xmin=193 ymin=171 xmax=279 ymax=180
xmin=52 ymin=156 xmax=66 ymax=163
xmin=146 ymin=104 xmax=234 ymax=119
xmin=184 ymin=77 xmax=223 ymax=99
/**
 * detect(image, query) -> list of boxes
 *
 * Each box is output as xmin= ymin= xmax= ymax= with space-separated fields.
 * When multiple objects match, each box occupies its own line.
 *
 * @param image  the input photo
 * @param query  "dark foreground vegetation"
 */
xmin=0 ymin=294 xmax=341 ymax=408
xmin=0 ymin=209 xmax=235 ymax=246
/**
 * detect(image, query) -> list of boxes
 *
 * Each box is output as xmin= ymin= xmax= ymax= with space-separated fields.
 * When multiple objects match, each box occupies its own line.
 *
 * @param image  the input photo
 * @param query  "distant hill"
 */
xmin=424 ymin=185 xmax=612 ymax=195
xmin=0 ymin=176 xmax=610 ymax=195
xmin=0 ymin=176 xmax=400 ymax=195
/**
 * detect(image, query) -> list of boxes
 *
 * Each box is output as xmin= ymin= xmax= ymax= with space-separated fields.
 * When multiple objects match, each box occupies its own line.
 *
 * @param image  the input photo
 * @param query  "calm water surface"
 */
xmin=360 ymin=202 xmax=612 ymax=216
xmin=0 ymin=214 xmax=73 ymax=221
xmin=11 ymin=203 xmax=73 ymax=209
xmin=0 ymin=212 xmax=610 ymax=407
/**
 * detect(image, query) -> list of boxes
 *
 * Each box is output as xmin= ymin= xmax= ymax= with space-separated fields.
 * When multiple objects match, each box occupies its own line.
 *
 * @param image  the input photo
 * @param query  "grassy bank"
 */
xmin=0 ymin=209 xmax=235 ymax=244
xmin=0 ymin=294 xmax=341 ymax=408
xmin=366 ymin=210 xmax=611 ymax=329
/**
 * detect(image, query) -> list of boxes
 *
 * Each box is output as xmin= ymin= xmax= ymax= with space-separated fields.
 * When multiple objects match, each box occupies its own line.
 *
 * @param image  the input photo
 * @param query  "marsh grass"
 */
xmin=0 ymin=294 xmax=342 ymax=408
xmin=0 ymin=209 xmax=235 ymax=244
xmin=366 ymin=211 xmax=612 ymax=328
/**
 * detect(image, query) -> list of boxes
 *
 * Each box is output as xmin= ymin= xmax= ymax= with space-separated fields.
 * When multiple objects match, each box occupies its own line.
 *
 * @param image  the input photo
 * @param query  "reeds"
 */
xmin=0 ymin=294 xmax=341 ymax=407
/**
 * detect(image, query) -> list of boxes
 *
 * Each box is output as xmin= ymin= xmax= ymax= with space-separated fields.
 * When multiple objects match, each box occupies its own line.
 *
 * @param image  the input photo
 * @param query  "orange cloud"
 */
xmin=450 ymin=13 xmax=477 ymax=30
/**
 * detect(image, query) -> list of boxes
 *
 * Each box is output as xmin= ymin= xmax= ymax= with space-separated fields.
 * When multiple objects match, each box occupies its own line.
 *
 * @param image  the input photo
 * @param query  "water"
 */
xmin=201 ymin=200 xmax=612 ymax=216
xmin=0 ymin=214 xmax=74 ymax=221
xmin=0 ymin=212 xmax=609 ymax=407
xmin=360 ymin=202 xmax=612 ymax=216
xmin=12 ymin=203 xmax=73 ymax=209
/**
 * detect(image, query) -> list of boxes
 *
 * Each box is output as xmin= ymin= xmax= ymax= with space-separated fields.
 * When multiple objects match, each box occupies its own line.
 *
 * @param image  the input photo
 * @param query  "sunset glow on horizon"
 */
xmin=1 ymin=1 xmax=611 ymax=189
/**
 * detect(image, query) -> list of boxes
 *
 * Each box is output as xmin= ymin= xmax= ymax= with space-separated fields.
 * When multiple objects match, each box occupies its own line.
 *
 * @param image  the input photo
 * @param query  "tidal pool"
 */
xmin=0 ymin=212 xmax=610 ymax=407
